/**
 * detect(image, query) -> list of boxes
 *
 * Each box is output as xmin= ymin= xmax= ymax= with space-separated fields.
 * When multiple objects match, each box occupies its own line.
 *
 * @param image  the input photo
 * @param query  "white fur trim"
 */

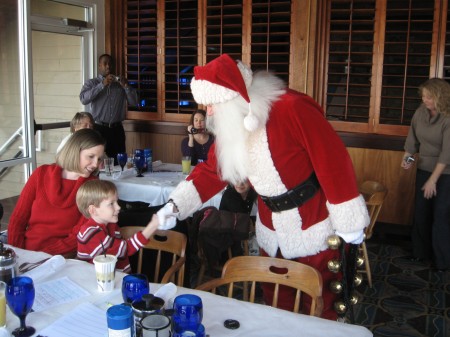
xmin=327 ymin=195 xmax=370 ymax=233
xmin=168 ymin=180 xmax=203 ymax=220
xmin=247 ymin=128 xmax=287 ymax=196
xmin=256 ymin=214 xmax=332 ymax=258
xmin=335 ymin=229 xmax=365 ymax=244
xmin=190 ymin=78 xmax=239 ymax=105
xmin=247 ymin=128 xmax=331 ymax=258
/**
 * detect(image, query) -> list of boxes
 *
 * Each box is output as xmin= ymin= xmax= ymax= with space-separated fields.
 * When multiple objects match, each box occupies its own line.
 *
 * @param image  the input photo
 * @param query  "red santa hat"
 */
xmin=190 ymin=54 xmax=259 ymax=131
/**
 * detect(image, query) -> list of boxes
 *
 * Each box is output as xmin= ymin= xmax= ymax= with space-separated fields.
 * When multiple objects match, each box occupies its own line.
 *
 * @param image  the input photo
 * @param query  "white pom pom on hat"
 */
xmin=190 ymin=54 xmax=259 ymax=131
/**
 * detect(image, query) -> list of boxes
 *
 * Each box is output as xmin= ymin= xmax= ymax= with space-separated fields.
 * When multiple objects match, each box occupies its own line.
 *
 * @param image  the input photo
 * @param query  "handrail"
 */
xmin=0 ymin=121 xmax=70 ymax=177
xmin=0 ymin=127 xmax=23 ymax=156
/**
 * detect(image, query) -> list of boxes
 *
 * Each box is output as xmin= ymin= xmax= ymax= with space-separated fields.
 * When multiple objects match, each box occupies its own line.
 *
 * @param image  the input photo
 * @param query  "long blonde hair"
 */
xmin=419 ymin=78 xmax=450 ymax=116
xmin=56 ymin=128 xmax=105 ymax=174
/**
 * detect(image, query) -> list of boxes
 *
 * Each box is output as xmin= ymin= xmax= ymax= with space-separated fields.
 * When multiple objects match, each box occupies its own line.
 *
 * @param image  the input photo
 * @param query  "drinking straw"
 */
xmin=100 ymin=240 xmax=107 ymax=258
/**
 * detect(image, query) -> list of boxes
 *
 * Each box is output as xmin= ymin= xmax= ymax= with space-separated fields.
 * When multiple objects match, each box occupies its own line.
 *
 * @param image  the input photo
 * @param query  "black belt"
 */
xmin=260 ymin=173 xmax=320 ymax=212
xmin=95 ymin=120 xmax=121 ymax=128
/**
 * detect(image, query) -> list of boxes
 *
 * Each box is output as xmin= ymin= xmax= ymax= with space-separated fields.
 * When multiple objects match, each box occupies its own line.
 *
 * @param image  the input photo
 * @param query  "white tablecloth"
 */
xmin=100 ymin=163 xmax=224 ymax=208
xmin=4 ymin=246 xmax=373 ymax=337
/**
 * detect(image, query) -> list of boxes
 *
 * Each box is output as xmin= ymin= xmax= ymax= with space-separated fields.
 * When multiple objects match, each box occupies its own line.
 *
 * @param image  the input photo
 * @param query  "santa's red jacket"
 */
xmin=170 ymin=90 xmax=368 ymax=260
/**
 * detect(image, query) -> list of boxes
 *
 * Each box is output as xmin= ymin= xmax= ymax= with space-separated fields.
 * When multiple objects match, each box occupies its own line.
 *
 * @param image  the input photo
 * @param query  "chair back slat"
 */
xmin=196 ymin=255 xmax=323 ymax=316
xmin=357 ymin=180 xmax=388 ymax=288
xmin=359 ymin=181 xmax=388 ymax=240
xmin=120 ymin=226 xmax=187 ymax=286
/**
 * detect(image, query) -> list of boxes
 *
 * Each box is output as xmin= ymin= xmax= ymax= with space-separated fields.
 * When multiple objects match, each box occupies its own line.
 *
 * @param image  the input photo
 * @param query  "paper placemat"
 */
xmin=37 ymin=302 xmax=107 ymax=337
xmin=33 ymin=276 xmax=90 ymax=312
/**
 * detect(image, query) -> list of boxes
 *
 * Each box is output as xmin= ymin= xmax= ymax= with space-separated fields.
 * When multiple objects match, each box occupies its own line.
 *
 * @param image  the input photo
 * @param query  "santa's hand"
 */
xmin=335 ymin=230 xmax=365 ymax=244
xmin=157 ymin=202 xmax=178 ymax=230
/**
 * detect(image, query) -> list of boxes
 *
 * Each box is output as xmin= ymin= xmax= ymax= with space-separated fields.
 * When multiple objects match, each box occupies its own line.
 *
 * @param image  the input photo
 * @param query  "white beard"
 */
xmin=206 ymin=98 xmax=250 ymax=185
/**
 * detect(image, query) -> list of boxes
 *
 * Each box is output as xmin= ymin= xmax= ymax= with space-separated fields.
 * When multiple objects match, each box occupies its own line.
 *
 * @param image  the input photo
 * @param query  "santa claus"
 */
xmin=157 ymin=54 xmax=369 ymax=320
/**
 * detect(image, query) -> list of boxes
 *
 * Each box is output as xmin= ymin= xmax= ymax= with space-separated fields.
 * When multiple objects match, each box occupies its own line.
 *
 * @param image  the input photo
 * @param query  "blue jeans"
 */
xmin=411 ymin=169 xmax=450 ymax=269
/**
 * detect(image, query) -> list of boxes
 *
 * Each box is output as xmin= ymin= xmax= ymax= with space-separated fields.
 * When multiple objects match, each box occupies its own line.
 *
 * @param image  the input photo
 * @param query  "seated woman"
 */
xmin=190 ymin=180 xmax=257 ymax=286
xmin=8 ymin=128 xmax=105 ymax=257
xmin=220 ymin=180 xmax=257 ymax=217
xmin=181 ymin=109 xmax=214 ymax=165
xmin=219 ymin=180 xmax=258 ymax=257
xmin=56 ymin=112 xmax=94 ymax=153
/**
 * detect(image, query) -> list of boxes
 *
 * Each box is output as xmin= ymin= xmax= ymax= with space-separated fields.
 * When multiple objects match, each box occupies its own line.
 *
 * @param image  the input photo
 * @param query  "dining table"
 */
xmin=100 ymin=162 xmax=224 ymax=209
xmin=3 ymin=245 xmax=373 ymax=337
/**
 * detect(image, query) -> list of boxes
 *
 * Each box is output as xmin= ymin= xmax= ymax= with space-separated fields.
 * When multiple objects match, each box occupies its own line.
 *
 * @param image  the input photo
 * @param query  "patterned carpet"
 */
xmin=352 ymin=241 xmax=450 ymax=337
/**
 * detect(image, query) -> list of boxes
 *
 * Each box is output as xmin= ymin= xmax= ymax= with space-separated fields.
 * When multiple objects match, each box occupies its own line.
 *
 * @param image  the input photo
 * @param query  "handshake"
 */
xmin=156 ymin=202 xmax=179 ymax=230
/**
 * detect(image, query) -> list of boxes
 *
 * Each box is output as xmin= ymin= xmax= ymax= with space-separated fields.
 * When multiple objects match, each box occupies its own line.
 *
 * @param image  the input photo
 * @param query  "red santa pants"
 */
xmin=260 ymin=248 xmax=342 ymax=320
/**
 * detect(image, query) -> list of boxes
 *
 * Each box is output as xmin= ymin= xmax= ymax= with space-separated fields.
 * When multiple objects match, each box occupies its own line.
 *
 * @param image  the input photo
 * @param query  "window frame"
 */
xmin=318 ymin=0 xmax=448 ymax=137
xmin=109 ymin=0 xmax=450 ymax=137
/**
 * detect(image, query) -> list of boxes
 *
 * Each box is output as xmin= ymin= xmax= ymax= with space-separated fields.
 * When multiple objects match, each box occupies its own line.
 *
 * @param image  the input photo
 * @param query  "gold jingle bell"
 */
xmin=327 ymin=259 xmax=341 ymax=273
xmin=334 ymin=300 xmax=347 ymax=315
xmin=327 ymin=235 xmax=341 ymax=250
xmin=354 ymin=273 xmax=363 ymax=287
xmin=356 ymin=255 xmax=365 ymax=267
xmin=329 ymin=280 xmax=343 ymax=294
xmin=349 ymin=292 xmax=359 ymax=305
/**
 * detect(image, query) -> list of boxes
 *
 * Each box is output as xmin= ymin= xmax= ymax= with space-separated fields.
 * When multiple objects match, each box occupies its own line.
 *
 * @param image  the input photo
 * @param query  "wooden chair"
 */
xmin=358 ymin=180 xmax=388 ymax=287
xmin=196 ymin=219 xmax=255 ymax=286
xmin=120 ymin=227 xmax=187 ymax=286
xmin=196 ymin=255 xmax=323 ymax=316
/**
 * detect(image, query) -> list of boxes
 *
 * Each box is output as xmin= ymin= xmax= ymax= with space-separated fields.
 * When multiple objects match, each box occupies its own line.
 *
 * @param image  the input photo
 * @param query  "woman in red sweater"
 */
xmin=8 ymin=128 xmax=105 ymax=257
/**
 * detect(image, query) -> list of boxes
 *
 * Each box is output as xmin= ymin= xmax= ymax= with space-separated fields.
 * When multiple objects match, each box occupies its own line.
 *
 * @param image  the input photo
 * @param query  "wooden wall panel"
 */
xmin=125 ymin=131 xmax=184 ymax=164
xmin=347 ymin=147 xmax=415 ymax=226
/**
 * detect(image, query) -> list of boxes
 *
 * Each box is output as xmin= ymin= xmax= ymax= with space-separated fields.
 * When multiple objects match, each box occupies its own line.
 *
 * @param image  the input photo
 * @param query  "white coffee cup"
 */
xmin=93 ymin=254 xmax=117 ymax=292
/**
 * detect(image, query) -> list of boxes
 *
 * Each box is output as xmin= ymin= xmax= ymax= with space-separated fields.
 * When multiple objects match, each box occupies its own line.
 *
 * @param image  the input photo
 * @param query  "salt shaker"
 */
xmin=107 ymin=304 xmax=134 ymax=337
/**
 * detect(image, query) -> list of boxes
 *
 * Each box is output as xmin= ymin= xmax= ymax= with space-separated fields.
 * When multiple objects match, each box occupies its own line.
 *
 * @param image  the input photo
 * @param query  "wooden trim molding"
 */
xmin=123 ymin=120 xmax=406 ymax=151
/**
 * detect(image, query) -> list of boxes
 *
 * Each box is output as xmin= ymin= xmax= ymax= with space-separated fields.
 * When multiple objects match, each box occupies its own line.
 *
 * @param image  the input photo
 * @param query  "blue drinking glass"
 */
xmin=117 ymin=153 xmax=128 ymax=171
xmin=134 ymin=154 xmax=145 ymax=177
xmin=6 ymin=276 xmax=36 ymax=337
xmin=171 ymin=294 xmax=203 ymax=334
xmin=121 ymin=274 xmax=150 ymax=304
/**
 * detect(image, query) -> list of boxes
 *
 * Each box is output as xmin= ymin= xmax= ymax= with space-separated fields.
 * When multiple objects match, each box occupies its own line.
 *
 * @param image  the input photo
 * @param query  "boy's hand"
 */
xmin=157 ymin=202 xmax=178 ymax=230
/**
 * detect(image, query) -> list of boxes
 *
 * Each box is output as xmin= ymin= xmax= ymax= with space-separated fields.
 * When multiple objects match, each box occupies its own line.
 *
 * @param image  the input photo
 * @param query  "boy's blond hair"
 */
xmin=76 ymin=180 xmax=117 ymax=218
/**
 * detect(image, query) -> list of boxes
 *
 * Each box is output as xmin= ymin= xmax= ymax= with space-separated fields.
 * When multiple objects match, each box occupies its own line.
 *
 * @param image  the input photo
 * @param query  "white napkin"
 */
xmin=23 ymin=255 xmax=66 ymax=283
xmin=154 ymin=282 xmax=177 ymax=309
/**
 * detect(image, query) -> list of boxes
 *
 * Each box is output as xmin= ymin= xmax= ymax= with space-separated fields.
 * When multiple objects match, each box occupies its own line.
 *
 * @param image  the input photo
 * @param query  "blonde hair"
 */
xmin=70 ymin=112 xmax=94 ymax=133
xmin=419 ymin=78 xmax=450 ymax=116
xmin=76 ymin=180 xmax=117 ymax=218
xmin=56 ymin=128 xmax=105 ymax=174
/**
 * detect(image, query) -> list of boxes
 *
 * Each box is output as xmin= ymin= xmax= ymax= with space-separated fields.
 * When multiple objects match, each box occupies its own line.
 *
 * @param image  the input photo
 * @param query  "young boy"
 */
xmin=76 ymin=180 xmax=159 ymax=273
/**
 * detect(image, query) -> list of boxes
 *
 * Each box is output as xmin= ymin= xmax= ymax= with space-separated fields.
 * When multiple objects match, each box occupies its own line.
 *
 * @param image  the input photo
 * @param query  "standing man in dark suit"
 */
xmin=80 ymin=54 xmax=138 ymax=162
